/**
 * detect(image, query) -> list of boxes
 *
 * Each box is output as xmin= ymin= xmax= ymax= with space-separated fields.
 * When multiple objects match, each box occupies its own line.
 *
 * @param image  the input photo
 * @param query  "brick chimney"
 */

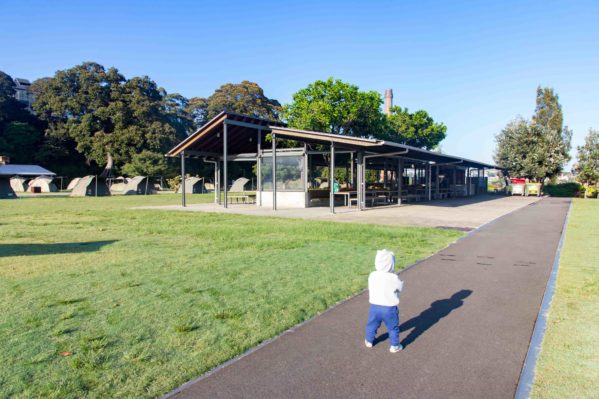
xmin=384 ymin=89 xmax=393 ymax=115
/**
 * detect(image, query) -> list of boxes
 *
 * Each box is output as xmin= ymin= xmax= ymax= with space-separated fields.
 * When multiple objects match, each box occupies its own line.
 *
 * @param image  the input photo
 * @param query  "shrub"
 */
xmin=584 ymin=186 xmax=598 ymax=199
xmin=544 ymin=182 xmax=582 ymax=197
xmin=167 ymin=175 xmax=181 ymax=192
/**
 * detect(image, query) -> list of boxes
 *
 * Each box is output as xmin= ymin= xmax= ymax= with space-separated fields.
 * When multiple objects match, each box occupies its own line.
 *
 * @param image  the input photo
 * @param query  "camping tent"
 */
xmin=0 ymin=176 xmax=16 ymax=199
xmin=10 ymin=176 xmax=28 ymax=192
xmin=109 ymin=177 xmax=128 ymax=194
xmin=28 ymin=176 xmax=58 ymax=193
xmin=123 ymin=176 xmax=153 ymax=195
xmin=70 ymin=176 xmax=110 ymax=197
xmin=177 ymin=177 xmax=206 ymax=194
xmin=66 ymin=177 xmax=81 ymax=191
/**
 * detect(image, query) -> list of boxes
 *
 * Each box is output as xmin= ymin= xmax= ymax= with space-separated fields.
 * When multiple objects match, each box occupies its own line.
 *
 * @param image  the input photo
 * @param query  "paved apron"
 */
xmin=169 ymin=197 xmax=570 ymax=399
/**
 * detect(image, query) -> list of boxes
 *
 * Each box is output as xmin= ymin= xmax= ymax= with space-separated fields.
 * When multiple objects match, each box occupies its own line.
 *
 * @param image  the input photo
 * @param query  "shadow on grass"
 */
xmin=372 ymin=289 xmax=473 ymax=347
xmin=0 ymin=240 xmax=118 ymax=257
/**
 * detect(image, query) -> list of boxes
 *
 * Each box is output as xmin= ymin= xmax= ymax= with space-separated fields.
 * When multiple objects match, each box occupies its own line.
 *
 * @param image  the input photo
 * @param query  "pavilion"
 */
xmin=166 ymin=112 xmax=498 ymax=213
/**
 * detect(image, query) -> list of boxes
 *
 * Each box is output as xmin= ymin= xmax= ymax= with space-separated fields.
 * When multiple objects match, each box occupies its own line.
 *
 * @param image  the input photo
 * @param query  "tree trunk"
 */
xmin=100 ymin=152 xmax=113 ymax=178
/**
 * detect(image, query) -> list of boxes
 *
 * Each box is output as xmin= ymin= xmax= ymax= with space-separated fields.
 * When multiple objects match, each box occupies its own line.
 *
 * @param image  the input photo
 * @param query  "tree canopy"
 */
xmin=187 ymin=81 xmax=281 ymax=128
xmin=494 ymin=87 xmax=571 ymax=180
xmin=284 ymin=77 xmax=385 ymax=138
xmin=574 ymin=129 xmax=599 ymax=185
xmin=385 ymin=107 xmax=446 ymax=150
xmin=33 ymin=62 xmax=191 ymax=175
xmin=0 ymin=71 xmax=43 ymax=164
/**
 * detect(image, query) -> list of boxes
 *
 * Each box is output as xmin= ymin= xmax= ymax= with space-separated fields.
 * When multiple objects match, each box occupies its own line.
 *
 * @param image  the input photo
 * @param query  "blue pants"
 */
xmin=365 ymin=304 xmax=400 ymax=347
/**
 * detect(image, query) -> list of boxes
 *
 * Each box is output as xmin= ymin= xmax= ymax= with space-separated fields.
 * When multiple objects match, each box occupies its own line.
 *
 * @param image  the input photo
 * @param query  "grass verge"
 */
xmin=531 ymin=199 xmax=599 ymax=398
xmin=0 ymin=195 xmax=462 ymax=398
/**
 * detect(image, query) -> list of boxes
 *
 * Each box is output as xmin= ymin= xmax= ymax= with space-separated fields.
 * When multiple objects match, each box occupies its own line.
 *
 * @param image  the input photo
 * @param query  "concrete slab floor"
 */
xmin=135 ymin=195 xmax=541 ymax=231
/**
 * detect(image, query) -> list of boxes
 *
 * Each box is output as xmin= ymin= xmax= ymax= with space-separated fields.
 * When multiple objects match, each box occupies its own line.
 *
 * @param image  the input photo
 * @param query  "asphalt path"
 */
xmin=167 ymin=197 xmax=570 ymax=399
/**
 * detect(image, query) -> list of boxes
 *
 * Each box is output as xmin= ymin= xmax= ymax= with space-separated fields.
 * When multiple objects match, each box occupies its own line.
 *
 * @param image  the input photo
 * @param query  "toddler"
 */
xmin=364 ymin=249 xmax=404 ymax=353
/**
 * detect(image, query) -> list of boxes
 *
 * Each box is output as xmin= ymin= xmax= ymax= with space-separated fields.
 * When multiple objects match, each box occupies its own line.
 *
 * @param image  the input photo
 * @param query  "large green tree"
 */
xmin=0 ymin=71 xmax=43 ymax=164
xmin=385 ymin=107 xmax=446 ymax=150
xmin=33 ymin=62 xmax=190 ymax=175
xmin=284 ymin=77 xmax=385 ymax=138
xmin=187 ymin=81 xmax=281 ymax=128
xmin=494 ymin=87 xmax=572 ymax=180
xmin=574 ymin=129 xmax=599 ymax=185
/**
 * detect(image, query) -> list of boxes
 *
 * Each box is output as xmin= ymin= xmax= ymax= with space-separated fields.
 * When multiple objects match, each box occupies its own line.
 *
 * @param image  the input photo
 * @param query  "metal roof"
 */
xmin=167 ymin=111 xmax=286 ymax=157
xmin=0 ymin=164 xmax=56 ymax=176
xmin=166 ymin=112 xmax=501 ymax=170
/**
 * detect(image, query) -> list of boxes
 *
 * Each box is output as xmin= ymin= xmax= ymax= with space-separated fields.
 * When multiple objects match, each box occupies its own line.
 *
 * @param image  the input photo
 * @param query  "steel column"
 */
xmin=397 ymin=158 xmax=404 ymax=205
xmin=350 ymin=152 xmax=354 ymax=188
xmin=435 ymin=165 xmax=440 ymax=199
xmin=359 ymin=152 xmax=366 ymax=210
xmin=272 ymin=133 xmax=277 ymax=210
xmin=427 ymin=163 xmax=432 ymax=201
xmin=329 ymin=141 xmax=335 ymax=214
xmin=257 ymin=129 xmax=262 ymax=207
xmin=467 ymin=168 xmax=471 ymax=196
xmin=223 ymin=122 xmax=228 ymax=208
xmin=180 ymin=151 xmax=186 ymax=207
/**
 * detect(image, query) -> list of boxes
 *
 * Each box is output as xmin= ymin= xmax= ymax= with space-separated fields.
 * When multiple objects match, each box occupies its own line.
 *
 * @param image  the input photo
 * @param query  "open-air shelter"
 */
xmin=166 ymin=112 xmax=497 ymax=213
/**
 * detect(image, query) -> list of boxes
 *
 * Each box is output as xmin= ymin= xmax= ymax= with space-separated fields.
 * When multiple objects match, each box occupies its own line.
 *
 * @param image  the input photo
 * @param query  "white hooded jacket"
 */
xmin=368 ymin=249 xmax=404 ymax=306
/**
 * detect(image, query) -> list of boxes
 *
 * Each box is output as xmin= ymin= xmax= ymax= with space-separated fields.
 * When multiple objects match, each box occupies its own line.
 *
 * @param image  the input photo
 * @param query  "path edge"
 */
xmin=514 ymin=198 xmax=572 ymax=399
xmin=160 ymin=198 xmax=543 ymax=399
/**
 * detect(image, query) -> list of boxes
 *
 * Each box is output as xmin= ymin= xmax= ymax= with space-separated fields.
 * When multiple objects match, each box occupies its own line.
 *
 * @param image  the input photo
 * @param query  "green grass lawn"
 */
xmin=532 ymin=199 xmax=599 ymax=398
xmin=0 ymin=195 xmax=462 ymax=398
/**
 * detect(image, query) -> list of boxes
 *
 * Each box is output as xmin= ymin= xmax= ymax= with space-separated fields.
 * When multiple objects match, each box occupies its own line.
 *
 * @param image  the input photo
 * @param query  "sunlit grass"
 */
xmin=532 ymin=199 xmax=599 ymax=398
xmin=0 ymin=194 xmax=462 ymax=398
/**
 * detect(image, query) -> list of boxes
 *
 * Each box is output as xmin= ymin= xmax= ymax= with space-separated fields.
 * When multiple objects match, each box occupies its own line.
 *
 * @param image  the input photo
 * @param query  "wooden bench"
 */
xmin=228 ymin=195 xmax=256 ymax=204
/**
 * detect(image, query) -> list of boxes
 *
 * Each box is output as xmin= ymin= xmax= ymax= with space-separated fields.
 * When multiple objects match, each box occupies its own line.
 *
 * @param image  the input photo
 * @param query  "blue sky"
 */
xmin=2 ymin=0 xmax=598 ymax=166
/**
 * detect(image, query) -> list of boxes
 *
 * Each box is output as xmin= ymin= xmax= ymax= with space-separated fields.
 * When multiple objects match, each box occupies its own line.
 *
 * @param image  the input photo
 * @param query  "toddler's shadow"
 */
xmin=372 ymin=289 xmax=472 ymax=348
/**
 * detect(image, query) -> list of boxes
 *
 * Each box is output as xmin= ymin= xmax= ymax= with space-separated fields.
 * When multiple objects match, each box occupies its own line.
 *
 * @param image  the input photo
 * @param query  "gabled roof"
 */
xmin=0 ymin=164 xmax=56 ymax=176
xmin=166 ymin=112 xmax=501 ymax=170
xmin=167 ymin=111 xmax=286 ymax=157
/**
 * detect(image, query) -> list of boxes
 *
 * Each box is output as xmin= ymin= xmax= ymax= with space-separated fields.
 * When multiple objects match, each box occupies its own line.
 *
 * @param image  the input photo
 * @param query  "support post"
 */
xmin=223 ymin=122 xmax=228 ymax=208
xmin=329 ymin=141 xmax=335 ymax=214
xmin=257 ymin=129 xmax=262 ymax=207
xmin=180 ymin=152 xmax=186 ymax=207
xmin=214 ymin=161 xmax=219 ymax=204
xmin=350 ymin=152 xmax=354 ymax=188
xmin=272 ymin=133 xmax=277 ymax=210
xmin=435 ymin=165 xmax=440 ymax=199
xmin=304 ymin=143 xmax=309 ymax=207
xmin=358 ymin=152 xmax=366 ymax=210
xmin=397 ymin=158 xmax=404 ymax=205
xmin=467 ymin=168 xmax=471 ymax=196
xmin=427 ymin=163 xmax=432 ymax=201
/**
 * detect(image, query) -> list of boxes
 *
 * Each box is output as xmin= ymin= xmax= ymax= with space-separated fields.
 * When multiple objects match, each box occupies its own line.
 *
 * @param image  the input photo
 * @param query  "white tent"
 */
xmin=66 ymin=177 xmax=81 ymax=191
xmin=28 ymin=176 xmax=58 ymax=193
xmin=123 ymin=176 xmax=153 ymax=195
xmin=10 ymin=176 xmax=28 ymax=192
xmin=177 ymin=177 xmax=206 ymax=194
xmin=70 ymin=176 xmax=110 ymax=197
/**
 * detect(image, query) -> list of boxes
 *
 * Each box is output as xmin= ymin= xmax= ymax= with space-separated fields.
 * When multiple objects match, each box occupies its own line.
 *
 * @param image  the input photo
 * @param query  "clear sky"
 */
xmin=2 ymin=0 xmax=598 ymax=166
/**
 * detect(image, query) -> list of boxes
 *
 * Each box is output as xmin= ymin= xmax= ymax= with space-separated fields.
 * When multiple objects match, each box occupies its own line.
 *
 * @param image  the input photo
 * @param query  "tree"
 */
xmin=122 ymin=150 xmax=169 ymax=176
xmin=33 ymin=62 xmax=186 ymax=175
xmin=0 ymin=122 xmax=42 ymax=163
xmin=494 ymin=87 xmax=571 ymax=181
xmin=574 ymin=129 xmax=599 ymax=185
xmin=0 ymin=71 xmax=44 ymax=163
xmin=284 ymin=77 xmax=385 ymax=138
xmin=532 ymin=87 xmax=563 ymax=134
xmin=187 ymin=81 xmax=281 ymax=128
xmin=385 ymin=107 xmax=446 ymax=150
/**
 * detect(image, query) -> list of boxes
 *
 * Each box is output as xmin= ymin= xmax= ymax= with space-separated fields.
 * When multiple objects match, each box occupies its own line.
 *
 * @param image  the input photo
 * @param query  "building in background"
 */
xmin=13 ymin=78 xmax=35 ymax=110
